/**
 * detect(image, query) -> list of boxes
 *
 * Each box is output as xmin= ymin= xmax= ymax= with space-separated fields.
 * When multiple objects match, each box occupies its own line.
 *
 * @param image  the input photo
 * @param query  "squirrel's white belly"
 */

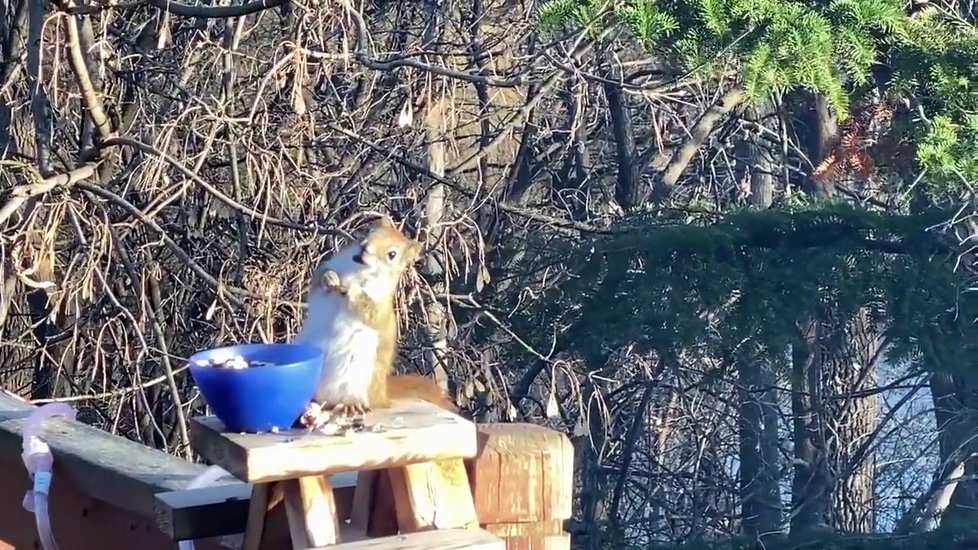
xmin=295 ymin=291 xmax=378 ymax=406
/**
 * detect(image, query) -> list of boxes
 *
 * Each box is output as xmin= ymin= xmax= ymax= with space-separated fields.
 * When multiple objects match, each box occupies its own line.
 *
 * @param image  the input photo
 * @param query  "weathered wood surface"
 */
xmin=155 ymin=471 xmax=359 ymax=542
xmin=386 ymin=460 xmax=480 ymax=532
xmin=190 ymin=399 xmax=479 ymax=483
xmin=283 ymin=475 xmax=341 ymax=548
xmin=156 ymin=483 xmax=252 ymax=542
xmin=356 ymin=470 xmax=400 ymax=538
xmin=483 ymin=520 xmax=571 ymax=550
xmin=0 ymin=391 xmax=238 ymax=519
xmin=243 ymin=483 xmax=273 ymax=550
xmin=469 ymin=423 xmax=574 ymax=525
xmin=156 ymin=421 xmax=575 ymax=549
xmin=319 ymin=528 xmax=505 ymax=549
xmin=0 ymin=455 xmax=227 ymax=550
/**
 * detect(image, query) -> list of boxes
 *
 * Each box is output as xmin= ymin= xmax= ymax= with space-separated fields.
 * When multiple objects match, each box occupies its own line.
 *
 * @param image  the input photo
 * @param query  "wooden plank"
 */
xmin=242 ymin=483 xmax=272 ymax=550
xmin=468 ymin=424 xmax=574 ymax=524
xmin=282 ymin=476 xmax=340 ymax=548
xmin=154 ymin=472 xmax=359 ymax=541
xmin=190 ymin=399 xmax=479 ymax=483
xmin=387 ymin=460 xmax=479 ymax=533
xmin=155 ymin=483 xmax=251 ymax=542
xmin=0 ymin=391 xmax=234 ymax=518
xmin=320 ymin=528 xmax=505 ymax=549
xmin=366 ymin=469 xmax=399 ymax=538
xmin=483 ymin=520 xmax=571 ymax=550
xmin=0 ymin=459 xmax=225 ymax=550
xmin=349 ymin=470 xmax=377 ymax=532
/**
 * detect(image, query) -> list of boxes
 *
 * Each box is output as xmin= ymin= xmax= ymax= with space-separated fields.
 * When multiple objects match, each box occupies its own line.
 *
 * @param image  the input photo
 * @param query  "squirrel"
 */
xmin=294 ymin=216 xmax=452 ymax=426
xmin=267 ymin=218 xmax=457 ymax=513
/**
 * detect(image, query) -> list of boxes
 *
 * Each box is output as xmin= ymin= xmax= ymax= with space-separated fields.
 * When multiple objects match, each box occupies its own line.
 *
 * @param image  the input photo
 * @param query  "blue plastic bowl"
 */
xmin=188 ymin=343 xmax=323 ymax=433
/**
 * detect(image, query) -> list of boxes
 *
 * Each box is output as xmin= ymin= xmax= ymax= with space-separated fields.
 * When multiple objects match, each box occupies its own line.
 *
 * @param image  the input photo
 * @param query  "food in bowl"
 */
xmin=196 ymin=355 xmax=275 ymax=370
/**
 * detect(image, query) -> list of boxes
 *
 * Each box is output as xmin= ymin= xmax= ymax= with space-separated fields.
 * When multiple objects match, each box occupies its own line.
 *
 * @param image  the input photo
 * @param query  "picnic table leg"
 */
xmin=348 ymin=470 xmax=375 ymax=533
xmin=348 ymin=470 xmax=399 ymax=538
xmin=386 ymin=459 xmax=480 ymax=533
xmin=282 ymin=475 xmax=340 ymax=549
xmin=242 ymin=483 xmax=273 ymax=550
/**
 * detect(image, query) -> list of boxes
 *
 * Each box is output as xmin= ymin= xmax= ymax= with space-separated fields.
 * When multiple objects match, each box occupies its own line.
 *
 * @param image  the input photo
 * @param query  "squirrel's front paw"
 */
xmin=321 ymin=269 xmax=348 ymax=294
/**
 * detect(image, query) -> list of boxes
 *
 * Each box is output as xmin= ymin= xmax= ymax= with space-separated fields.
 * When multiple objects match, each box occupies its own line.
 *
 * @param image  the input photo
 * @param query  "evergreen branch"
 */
xmin=595 ymin=206 xmax=957 ymax=260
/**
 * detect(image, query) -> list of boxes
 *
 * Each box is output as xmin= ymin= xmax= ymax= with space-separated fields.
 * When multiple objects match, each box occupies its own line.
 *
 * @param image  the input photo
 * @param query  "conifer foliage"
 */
xmin=538 ymin=0 xmax=975 ymax=203
xmin=538 ymin=0 xmax=909 ymax=119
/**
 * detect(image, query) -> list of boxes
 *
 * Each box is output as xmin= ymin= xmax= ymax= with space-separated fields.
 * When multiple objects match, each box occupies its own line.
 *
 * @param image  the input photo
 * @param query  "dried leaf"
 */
xmin=476 ymin=264 xmax=490 ymax=292
xmin=398 ymin=100 xmax=413 ymax=127
xmin=573 ymin=415 xmax=588 ymax=437
xmin=292 ymin=89 xmax=306 ymax=116
xmin=205 ymin=297 xmax=218 ymax=321
xmin=546 ymin=390 xmax=559 ymax=418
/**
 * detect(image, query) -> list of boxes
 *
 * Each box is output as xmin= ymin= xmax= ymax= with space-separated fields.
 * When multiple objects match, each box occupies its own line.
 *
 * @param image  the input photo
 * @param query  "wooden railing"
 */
xmin=0 ymin=390 xmax=231 ymax=549
xmin=0 ymin=391 xmax=573 ymax=549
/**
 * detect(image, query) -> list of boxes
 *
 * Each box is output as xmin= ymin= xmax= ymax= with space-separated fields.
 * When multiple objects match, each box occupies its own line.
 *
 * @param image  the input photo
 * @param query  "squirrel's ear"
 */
xmin=408 ymin=240 xmax=423 ymax=262
xmin=376 ymin=215 xmax=396 ymax=229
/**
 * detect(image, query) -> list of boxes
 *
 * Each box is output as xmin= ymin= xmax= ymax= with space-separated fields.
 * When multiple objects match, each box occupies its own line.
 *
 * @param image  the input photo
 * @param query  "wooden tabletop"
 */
xmin=189 ymin=399 xmax=479 ymax=483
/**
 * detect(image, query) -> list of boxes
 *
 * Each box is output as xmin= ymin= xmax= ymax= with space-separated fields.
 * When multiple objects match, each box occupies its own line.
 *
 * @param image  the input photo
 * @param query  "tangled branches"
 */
xmin=0 ymin=0 xmax=539 ymax=454
xmin=2 ymin=0 xmax=971 ymax=545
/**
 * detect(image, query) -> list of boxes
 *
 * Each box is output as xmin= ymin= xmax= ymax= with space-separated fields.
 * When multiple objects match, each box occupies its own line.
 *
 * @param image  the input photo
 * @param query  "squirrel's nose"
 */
xmin=353 ymin=250 xmax=365 ymax=264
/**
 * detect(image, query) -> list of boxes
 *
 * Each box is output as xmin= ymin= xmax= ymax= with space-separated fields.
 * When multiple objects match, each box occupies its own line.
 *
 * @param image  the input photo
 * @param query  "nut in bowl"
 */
xmin=188 ymin=343 xmax=323 ymax=433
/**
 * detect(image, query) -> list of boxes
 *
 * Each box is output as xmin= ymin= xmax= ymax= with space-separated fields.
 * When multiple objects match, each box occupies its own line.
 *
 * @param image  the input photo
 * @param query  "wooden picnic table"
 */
xmin=190 ymin=399 xmax=501 ymax=549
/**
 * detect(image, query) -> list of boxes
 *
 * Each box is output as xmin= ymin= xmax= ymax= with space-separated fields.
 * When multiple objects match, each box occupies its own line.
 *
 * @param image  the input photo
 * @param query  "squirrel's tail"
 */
xmin=388 ymin=374 xmax=457 ymax=412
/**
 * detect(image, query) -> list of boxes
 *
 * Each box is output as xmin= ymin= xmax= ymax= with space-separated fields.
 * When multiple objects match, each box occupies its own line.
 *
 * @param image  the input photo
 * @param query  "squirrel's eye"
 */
xmin=387 ymin=249 xmax=398 ymax=261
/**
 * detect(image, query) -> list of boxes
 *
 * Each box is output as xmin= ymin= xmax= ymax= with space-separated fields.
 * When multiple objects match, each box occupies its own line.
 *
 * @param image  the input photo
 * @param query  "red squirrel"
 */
xmin=266 ymin=218 xmax=456 ymax=512
xmin=294 ymin=216 xmax=454 ymax=426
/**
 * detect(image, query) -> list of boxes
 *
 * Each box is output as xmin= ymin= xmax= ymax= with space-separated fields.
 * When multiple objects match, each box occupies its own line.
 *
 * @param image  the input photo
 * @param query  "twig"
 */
xmin=331 ymin=0 xmax=523 ymax=88
xmin=73 ymin=180 xmax=251 ymax=305
xmin=64 ymin=1 xmax=115 ymax=143
xmin=30 ymin=361 xmax=189 ymax=403
xmin=0 ymin=162 xmax=100 ymax=226
xmin=102 ymin=136 xmax=342 ymax=236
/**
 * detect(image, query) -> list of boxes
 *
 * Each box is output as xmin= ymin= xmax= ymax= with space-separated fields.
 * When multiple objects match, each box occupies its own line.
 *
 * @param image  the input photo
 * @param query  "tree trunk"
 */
xmin=736 ymin=103 xmax=775 ymax=207
xmin=738 ymin=359 xmax=783 ymax=539
xmin=789 ymin=92 xmax=881 ymax=536
xmin=603 ymin=61 xmax=642 ymax=210
xmin=921 ymin=320 xmax=978 ymax=529
xmin=821 ymin=306 xmax=882 ymax=533
xmin=791 ymin=305 xmax=882 ymax=536
xmin=791 ymin=319 xmax=832 ymax=536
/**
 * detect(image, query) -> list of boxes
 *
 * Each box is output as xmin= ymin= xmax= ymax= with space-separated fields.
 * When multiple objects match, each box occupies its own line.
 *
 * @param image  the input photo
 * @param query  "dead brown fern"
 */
xmin=813 ymin=100 xmax=895 ymax=186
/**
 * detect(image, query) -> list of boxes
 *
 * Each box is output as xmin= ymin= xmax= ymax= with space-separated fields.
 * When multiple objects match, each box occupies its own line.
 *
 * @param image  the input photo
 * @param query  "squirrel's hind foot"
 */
xmin=332 ymin=402 xmax=372 ymax=418
xmin=300 ymin=400 xmax=372 ymax=432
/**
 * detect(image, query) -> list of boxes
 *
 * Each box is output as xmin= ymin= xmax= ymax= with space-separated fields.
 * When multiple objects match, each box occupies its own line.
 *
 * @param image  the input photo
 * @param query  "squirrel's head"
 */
xmin=353 ymin=216 xmax=422 ymax=274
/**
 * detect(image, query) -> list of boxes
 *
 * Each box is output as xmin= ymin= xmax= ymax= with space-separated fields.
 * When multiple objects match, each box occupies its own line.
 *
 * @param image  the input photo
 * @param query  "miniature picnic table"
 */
xmin=189 ymin=399 xmax=502 ymax=549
